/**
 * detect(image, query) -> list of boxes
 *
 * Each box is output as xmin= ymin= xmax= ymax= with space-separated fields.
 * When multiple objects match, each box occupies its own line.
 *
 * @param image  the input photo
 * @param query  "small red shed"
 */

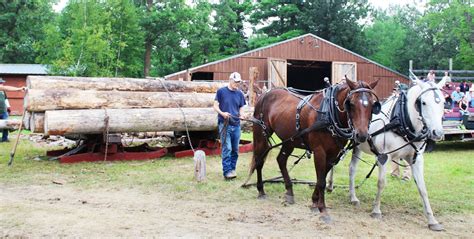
xmin=0 ymin=64 xmax=48 ymax=115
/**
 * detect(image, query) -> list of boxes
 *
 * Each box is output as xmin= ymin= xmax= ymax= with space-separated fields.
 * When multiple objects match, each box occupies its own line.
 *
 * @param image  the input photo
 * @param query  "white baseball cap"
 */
xmin=229 ymin=72 xmax=242 ymax=82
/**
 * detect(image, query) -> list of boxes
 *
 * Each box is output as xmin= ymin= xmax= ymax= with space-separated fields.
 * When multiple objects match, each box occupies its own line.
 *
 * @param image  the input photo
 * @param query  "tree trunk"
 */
xmin=143 ymin=0 xmax=154 ymax=77
xmin=0 ymin=119 xmax=20 ymax=130
xmin=27 ymin=76 xmax=226 ymax=93
xmin=25 ymin=89 xmax=215 ymax=112
xmin=44 ymin=107 xmax=254 ymax=136
xmin=30 ymin=113 xmax=45 ymax=133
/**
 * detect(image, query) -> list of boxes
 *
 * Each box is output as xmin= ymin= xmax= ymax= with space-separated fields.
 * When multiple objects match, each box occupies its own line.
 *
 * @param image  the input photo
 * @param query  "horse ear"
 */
xmin=369 ymin=79 xmax=379 ymax=89
xmin=345 ymin=77 xmax=357 ymax=90
xmin=436 ymin=77 xmax=446 ymax=89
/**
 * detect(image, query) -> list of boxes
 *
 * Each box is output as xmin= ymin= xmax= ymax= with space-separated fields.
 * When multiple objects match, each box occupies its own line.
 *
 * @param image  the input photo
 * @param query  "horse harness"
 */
xmin=367 ymin=85 xmax=442 ymax=165
xmin=254 ymin=83 xmax=380 ymax=165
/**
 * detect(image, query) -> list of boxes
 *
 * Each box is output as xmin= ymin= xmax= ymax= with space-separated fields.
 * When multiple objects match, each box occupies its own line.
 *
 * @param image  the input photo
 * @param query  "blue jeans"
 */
xmin=219 ymin=123 xmax=241 ymax=176
xmin=0 ymin=112 xmax=8 ymax=141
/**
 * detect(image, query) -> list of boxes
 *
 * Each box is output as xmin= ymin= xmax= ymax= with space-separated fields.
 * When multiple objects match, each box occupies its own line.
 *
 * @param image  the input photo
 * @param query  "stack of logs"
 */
xmin=24 ymin=76 xmax=253 ymax=136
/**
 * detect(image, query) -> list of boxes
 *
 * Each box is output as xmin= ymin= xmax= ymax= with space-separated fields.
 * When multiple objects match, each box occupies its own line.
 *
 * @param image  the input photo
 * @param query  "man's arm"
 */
xmin=213 ymin=100 xmax=230 ymax=119
xmin=0 ymin=85 xmax=24 ymax=91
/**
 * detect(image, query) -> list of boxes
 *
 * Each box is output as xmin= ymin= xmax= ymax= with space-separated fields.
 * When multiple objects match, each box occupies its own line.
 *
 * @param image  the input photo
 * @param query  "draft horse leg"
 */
xmin=311 ymin=146 xmax=332 ymax=223
xmin=254 ymin=130 xmax=272 ymax=199
xmin=371 ymin=155 xmax=389 ymax=219
xmin=411 ymin=154 xmax=443 ymax=231
xmin=349 ymin=146 xmax=362 ymax=206
xmin=276 ymin=144 xmax=295 ymax=204
xmin=326 ymin=168 xmax=334 ymax=192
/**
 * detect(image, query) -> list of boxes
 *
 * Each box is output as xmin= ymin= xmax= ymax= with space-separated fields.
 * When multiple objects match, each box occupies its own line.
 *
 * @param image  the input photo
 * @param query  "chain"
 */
xmin=103 ymin=109 xmax=110 ymax=161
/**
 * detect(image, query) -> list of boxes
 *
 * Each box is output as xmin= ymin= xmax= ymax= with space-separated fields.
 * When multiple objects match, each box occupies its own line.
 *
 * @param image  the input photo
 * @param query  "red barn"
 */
xmin=0 ymin=64 xmax=48 ymax=115
xmin=165 ymin=34 xmax=409 ymax=101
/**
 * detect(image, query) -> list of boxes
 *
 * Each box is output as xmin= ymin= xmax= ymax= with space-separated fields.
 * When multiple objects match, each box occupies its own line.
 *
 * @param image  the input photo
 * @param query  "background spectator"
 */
xmin=426 ymin=70 xmax=436 ymax=82
xmin=460 ymin=80 xmax=470 ymax=93
xmin=451 ymin=87 xmax=464 ymax=108
xmin=469 ymin=87 xmax=474 ymax=108
xmin=442 ymin=71 xmax=451 ymax=89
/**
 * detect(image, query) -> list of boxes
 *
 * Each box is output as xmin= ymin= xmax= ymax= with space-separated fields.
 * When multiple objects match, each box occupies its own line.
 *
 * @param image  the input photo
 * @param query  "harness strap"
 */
xmin=296 ymin=94 xmax=313 ymax=131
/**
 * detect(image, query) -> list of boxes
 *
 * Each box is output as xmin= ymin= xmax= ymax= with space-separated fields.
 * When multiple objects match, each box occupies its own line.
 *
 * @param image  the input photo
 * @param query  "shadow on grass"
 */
xmin=431 ymin=140 xmax=474 ymax=151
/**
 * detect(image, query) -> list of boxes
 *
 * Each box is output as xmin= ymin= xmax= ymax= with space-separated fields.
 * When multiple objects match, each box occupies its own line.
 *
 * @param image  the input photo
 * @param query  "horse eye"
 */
xmin=422 ymin=101 xmax=427 ymax=105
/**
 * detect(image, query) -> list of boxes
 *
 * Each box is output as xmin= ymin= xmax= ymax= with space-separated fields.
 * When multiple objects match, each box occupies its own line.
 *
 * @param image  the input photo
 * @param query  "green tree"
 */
xmin=36 ymin=0 xmax=144 ymax=77
xmin=0 ymin=0 xmax=55 ymax=63
xmin=424 ymin=0 xmax=474 ymax=70
xmin=300 ymin=0 xmax=371 ymax=53
xmin=211 ymin=0 xmax=252 ymax=59
xmin=145 ymin=0 xmax=220 ymax=76
xmin=248 ymin=0 xmax=370 ymax=53
xmin=250 ymin=0 xmax=304 ymax=37
xmin=364 ymin=16 xmax=407 ymax=71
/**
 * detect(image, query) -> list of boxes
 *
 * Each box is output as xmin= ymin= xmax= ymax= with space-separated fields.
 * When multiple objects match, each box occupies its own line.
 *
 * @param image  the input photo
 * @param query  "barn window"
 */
xmin=191 ymin=72 xmax=213 ymax=81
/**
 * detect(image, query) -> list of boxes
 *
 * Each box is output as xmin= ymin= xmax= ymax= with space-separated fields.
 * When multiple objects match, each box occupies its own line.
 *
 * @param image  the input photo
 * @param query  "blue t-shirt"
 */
xmin=215 ymin=86 xmax=246 ymax=126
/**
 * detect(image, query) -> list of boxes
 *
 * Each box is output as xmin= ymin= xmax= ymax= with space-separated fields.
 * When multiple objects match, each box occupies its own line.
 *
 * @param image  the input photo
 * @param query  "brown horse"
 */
xmin=245 ymin=78 xmax=379 ymax=222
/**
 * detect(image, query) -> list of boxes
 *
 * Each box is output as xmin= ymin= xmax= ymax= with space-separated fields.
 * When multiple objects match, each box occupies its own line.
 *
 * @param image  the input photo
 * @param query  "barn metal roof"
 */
xmin=164 ymin=33 xmax=408 ymax=80
xmin=0 ymin=64 xmax=48 ymax=75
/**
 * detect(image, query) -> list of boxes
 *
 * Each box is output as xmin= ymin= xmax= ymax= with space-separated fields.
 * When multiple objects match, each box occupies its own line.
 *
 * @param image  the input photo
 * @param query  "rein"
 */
xmin=367 ymin=85 xmax=441 ymax=165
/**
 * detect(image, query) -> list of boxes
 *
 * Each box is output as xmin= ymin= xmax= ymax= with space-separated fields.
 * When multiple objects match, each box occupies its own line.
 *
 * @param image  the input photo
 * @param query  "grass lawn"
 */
xmin=0 ymin=131 xmax=473 ymax=216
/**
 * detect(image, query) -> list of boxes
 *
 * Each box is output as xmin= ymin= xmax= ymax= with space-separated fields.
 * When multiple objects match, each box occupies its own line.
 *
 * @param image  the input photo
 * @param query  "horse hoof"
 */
xmin=370 ymin=212 xmax=382 ymax=219
xmin=319 ymin=215 xmax=332 ymax=224
xmin=351 ymin=200 xmax=360 ymax=207
xmin=257 ymin=194 xmax=267 ymax=200
xmin=326 ymin=187 xmax=334 ymax=193
xmin=428 ymin=223 xmax=444 ymax=231
xmin=285 ymin=194 xmax=295 ymax=204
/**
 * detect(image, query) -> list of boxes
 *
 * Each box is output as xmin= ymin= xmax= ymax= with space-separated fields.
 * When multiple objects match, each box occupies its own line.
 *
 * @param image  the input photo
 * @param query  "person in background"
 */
xmin=0 ymin=78 xmax=26 ymax=142
xmin=213 ymin=72 xmax=246 ymax=180
xmin=459 ymin=95 xmax=469 ymax=116
xmin=459 ymin=95 xmax=470 ymax=130
xmin=451 ymin=87 xmax=464 ymax=108
xmin=442 ymin=71 xmax=452 ymax=89
xmin=460 ymin=80 xmax=470 ymax=93
xmin=469 ymin=87 xmax=474 ymax=108
xmin=426 ymin=70 xmax=436 ymax=82
xmin=444 ymin=92 xmax=453 ymax=113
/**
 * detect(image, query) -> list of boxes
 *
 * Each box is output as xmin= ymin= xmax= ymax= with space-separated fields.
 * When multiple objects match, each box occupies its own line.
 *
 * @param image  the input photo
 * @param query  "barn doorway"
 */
xmin=287 ymin=60 xmax=332 ymax=94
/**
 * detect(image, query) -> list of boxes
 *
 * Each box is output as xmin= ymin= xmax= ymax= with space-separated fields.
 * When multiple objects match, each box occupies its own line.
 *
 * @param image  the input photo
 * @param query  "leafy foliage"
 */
xmin=36 ymin=0 xmax=144 ymax=77
xmin=0 ymin=0 xmax=55 ymax=63
xmin=0 ymin=0 xmax=471 ymax=77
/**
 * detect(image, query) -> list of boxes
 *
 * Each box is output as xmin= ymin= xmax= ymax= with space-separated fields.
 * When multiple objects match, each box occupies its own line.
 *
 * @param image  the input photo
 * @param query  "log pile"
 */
xmin=24 ymin=76 xmax=252 ymax=136
xmin=0 ymin=119 xmax=21 ymax=130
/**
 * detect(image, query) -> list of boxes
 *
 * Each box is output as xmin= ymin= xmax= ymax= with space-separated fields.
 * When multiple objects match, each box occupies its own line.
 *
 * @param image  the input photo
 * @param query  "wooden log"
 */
xmin=25 ymin=89 xmax=215 ymax=112
xmin=27 ymin=76 xmax=227 ymax=93
xmin=30 ymin=113 xmax=45 ymax=133
xmin=0 ymin=119 xmax=21 ymax=130
xmin=44 ymin=107 xmax=254 ymax=135
xmin=23 ymin=111 xmax=31 ymax=130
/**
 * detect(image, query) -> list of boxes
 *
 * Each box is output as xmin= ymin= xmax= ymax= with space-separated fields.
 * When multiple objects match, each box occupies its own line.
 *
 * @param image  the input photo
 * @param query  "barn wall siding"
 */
xmin=166 ymin=34 xmax=409 ymax=98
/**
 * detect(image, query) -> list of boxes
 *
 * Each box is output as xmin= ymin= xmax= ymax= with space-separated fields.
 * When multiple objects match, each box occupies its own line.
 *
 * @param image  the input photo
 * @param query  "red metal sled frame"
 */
xmin=47 ymin=137 xmax=253 ymax=164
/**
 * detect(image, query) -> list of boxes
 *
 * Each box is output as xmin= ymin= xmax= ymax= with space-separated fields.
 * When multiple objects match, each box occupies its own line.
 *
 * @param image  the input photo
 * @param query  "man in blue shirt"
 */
xmin=451 ymin=87 xmax=464 ymax=108
xmin=213 ymin=72 xmax=246 ymax=179
xmin=0 ymin=78 xmax=25 ymax=142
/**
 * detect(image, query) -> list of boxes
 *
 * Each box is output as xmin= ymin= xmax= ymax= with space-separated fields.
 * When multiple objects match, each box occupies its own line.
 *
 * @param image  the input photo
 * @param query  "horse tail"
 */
xmin=242 ymin=93 xmax=271 ymax=186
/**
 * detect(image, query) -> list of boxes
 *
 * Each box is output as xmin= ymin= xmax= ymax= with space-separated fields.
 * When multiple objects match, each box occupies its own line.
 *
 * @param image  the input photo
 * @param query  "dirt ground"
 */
xmin=1 ymin=184 xmax=472 ymax=237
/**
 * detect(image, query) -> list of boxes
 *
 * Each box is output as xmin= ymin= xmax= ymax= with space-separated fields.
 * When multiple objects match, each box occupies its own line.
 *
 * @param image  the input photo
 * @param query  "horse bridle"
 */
xmin=330 ymin=84 xmax=381 ymax=139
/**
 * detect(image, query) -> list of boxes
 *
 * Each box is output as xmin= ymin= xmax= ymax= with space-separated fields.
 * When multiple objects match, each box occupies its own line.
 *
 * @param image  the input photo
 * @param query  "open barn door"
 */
xmin=332 ymin=62 xmax=357 ymax=84
xmin=268 ymin=58 xmax=287 ymax=89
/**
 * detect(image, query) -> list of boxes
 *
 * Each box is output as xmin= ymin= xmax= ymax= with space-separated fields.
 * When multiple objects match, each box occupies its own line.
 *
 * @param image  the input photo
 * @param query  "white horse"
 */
xmin=348 ymin=78 xmax=446 ymax=231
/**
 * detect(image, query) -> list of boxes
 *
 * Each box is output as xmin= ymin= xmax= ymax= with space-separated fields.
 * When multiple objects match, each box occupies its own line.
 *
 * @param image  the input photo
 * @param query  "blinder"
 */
xmin=414 ymin=87 xmax=441 ymax=113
